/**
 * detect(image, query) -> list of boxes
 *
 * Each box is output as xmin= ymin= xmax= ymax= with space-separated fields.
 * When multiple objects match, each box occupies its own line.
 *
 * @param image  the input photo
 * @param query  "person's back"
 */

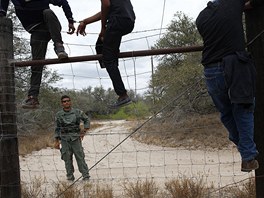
xmin=9 ymin=0 xmax=73 ymax=32
xmin=11 ymin=0 xmax=49 ymax=32
xmin=196 ymin=0 xmax=246 ymax=66
xmin=108 ymin=0 xmax=135 ymax=21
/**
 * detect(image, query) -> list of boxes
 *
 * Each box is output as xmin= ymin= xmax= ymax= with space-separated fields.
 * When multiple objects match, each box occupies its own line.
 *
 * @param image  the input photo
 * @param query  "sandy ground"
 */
xmin=20 ymin=120 xmax=254 ymax=197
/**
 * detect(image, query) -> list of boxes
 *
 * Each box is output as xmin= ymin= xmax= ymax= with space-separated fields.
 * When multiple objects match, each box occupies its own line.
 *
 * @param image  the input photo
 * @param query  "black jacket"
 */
xmin=250 ymin=0 xmax=264 ymax=7
xmin=0 ymin=0 xmax=74 ymax=32
xmin=223 ymin=51 xmax=256 ymax=104
xmin=196 ymin=0 xmax=264 ymax=66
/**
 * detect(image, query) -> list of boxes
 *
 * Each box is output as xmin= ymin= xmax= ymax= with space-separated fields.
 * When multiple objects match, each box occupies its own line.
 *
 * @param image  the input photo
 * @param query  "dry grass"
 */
xmin=90 ymin=122 xmax=104 ymax=129
xmin=21 ymin=177 xmax=256 ymax=198
xmin=84 ymin=183 xmax=114 ymax=198
xmin=123 ymin=179 xmax=159 ymax=198
xmin=163 ymin=178 xmax=209 ymax=198
xmin=54 ymin=181 xmax=82 ymax=198
xmin=19 ymin=131 xmax=54 ymax=156
xmin=21 ymin=177 xmax=47 ymax=198
xmin=133 ymin=113 xmax=231 ymax=150
xmin=18 ymin=122 xmax=103 ymax=156
xmin=22 ymin=179 xmax=114 ymax=198
xmin=226 ymin=178 xmax=256 ymax=198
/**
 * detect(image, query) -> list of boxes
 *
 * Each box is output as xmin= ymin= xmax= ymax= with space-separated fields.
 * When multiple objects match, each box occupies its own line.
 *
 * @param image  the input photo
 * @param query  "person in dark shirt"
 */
xmin=76 ymin=0 xmax=136 ymax=108
xmin=0 ymin=0 xmax=75 ymax=109
xmin=196 ymin=0 xmax=262 ymax=172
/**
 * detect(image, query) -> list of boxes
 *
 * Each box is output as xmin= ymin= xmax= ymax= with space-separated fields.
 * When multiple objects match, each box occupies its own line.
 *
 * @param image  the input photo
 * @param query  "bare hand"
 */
xmin=76 ymin=22 xmax=87 ymax=36
xmin=80 ymin=128 xmax=89 ymax=140
xmin=67 ymin=23 xmax=76 ymax=34
xmin=54 ymin=140 xmax=60 ymax=149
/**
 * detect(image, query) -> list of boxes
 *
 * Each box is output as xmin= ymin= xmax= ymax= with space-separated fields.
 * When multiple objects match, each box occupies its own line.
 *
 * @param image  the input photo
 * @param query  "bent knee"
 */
xmin=43 ymin=9 xmax=53 ymax=15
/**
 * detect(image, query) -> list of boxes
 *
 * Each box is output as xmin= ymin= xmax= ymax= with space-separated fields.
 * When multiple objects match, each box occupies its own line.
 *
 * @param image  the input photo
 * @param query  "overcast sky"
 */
xmin=39 ymin=0 xmax=209 ymax=94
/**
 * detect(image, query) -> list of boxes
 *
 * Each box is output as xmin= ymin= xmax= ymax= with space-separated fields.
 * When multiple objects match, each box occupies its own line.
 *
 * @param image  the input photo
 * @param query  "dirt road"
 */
xmin=20 ymin=120 xmax=253 ymax=196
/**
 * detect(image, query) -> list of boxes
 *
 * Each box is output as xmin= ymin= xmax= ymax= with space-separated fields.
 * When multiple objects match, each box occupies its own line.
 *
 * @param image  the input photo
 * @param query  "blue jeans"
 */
xmin=204 ymin=66 xmax=258 ymax=161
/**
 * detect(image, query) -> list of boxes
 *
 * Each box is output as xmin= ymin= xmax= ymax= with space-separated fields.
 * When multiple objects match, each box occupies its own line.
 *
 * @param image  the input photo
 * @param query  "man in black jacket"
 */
xmin=196 ymin=0 xmax=263 ymax=172
xmin=0 ymin=0 xmax=75 ymax=109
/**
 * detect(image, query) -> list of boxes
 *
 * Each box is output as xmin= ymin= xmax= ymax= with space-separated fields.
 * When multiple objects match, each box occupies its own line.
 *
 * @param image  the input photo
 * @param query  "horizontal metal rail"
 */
xmin=13 ymin=45 xmax=203 ymax=67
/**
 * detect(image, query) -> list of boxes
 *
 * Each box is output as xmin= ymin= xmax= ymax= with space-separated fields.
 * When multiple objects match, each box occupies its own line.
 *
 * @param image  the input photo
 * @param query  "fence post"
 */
xmin=245 ymin=7 xmax=264 ymax=198
xmin=0 ymin=17 xmax=21 ymax=197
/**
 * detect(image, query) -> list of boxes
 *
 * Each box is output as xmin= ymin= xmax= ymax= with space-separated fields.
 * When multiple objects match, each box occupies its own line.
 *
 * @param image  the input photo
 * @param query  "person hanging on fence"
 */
xmin=76 ymin=0 xmax=136 ymax=109
xmin=54 ymin=95 xmax=90 ymax=181
xmin=0 ymin=0 xmax=75 ymax=109
xmin=196 ymin=0 xmax=262 ymax=172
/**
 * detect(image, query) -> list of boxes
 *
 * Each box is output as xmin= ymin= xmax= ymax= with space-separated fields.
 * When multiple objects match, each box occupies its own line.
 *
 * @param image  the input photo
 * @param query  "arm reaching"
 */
xmin=76 ymin=12 xmax=101 ymax=36
xmin=54 ymin=139 xmax=60 ymax=149
xmin=51 ymin=0 xmax=75 ymax=34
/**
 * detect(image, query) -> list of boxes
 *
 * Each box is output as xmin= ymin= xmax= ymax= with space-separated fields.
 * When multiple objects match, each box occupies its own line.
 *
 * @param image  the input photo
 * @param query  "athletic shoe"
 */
xmin=21 ymin=96 xmax=39 ymax=109
xmin=67 ymin=175 xmax=75 ymax=181
xmin=54 ymin=43 xmax=68 ymax=60
xmin=110 ymin=95 xmax=132 ymax=109
xmin=82 ymin=175 xmax=90 ymax=181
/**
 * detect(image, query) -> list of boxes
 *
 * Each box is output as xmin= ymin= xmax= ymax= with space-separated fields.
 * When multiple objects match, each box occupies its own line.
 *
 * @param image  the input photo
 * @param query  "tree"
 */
xmin=147 ymin=12 xmax=214 ymax=116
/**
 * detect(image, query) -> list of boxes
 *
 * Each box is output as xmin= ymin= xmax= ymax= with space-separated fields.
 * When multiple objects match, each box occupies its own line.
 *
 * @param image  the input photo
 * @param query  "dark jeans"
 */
xmin=28 ymin=9 xmax=62 ymax=97
xmin=103 ymin=17 xmax=134 ymax=96
xmin=204 ymin=65 xmax=258 ymax=161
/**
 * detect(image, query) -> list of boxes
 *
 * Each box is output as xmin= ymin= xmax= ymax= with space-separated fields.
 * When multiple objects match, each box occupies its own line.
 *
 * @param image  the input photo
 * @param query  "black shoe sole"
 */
xmin=241 ymin=169 xmax=257 ymax=172
xmin=21 ymin=104 xmax=39 ymax=109
xmin=109 ymin=100 xmax=133 ymax=109
xmin=57 ymin=53 xmax=68 ymax=60
xmin=241 ymin=166 xmax=259 ymax=172
xmin=82 ymin=174 xmax=91 ymax=181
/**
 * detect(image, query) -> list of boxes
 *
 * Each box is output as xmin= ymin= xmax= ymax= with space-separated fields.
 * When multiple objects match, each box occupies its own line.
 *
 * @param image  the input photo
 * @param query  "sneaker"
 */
xmin=54 ymin=43 xmax=68 ymax=60
xmin=67 ymin=175 xmax=75 ymax=181
xmin=241 ymin=159 xmax=259 ymax=172
xmin=110 ymin=95 xmax=132 ymax=109
xmin=82 ymin=175 xmax=90 ymax=181
xmin=22 ymin=96 xmax=39 ymax=109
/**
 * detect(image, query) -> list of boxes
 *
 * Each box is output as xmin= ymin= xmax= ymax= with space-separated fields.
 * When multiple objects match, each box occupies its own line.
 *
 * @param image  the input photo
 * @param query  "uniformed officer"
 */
xmin=54 ymin=95 xmax=90 ymax=181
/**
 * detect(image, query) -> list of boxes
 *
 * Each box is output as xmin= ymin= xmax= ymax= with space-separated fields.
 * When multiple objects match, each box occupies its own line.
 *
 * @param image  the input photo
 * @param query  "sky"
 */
xmin=31 ymin=0 xmax=209 ymax=95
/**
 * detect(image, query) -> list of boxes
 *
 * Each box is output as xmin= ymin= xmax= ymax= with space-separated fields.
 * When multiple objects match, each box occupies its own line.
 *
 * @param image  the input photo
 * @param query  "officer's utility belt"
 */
xmin=61 ymin=127 xmax=79 ymax=133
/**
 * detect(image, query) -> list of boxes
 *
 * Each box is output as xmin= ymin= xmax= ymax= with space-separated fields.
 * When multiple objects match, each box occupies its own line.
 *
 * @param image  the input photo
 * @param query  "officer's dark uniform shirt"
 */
xmin=55 ymin=108 xmax=90 ymax=141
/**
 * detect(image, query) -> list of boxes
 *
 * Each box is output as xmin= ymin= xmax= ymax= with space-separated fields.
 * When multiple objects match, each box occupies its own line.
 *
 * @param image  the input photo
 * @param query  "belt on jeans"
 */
xmin=204 ymin=61 xmax=222 ymax=68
